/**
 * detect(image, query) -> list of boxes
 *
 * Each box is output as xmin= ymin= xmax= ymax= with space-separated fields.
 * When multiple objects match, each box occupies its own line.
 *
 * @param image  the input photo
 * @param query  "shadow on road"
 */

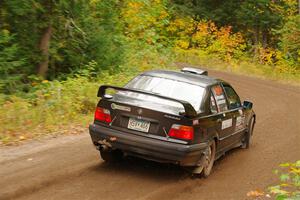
xmin=89 ymin=155 xmax=190 ymax=181
xmin=89 ymin=146 xmax=245 ymax=181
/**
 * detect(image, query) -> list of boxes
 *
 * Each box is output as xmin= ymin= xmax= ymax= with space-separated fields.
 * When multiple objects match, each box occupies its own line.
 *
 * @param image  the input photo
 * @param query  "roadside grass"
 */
xmin=174 ymin=49 xmax=300 ymax=85
xmin=0 ymin=67 xmax=140 ymax=145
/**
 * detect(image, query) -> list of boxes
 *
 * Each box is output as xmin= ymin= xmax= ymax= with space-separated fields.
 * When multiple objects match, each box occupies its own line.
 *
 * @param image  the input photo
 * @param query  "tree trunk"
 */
xmin=253 ymin=25 xmax=260 ymax=58
xmin=37 ymin=25 xmax=52 ymax=78
xmin=254 ymin=25 xmax=259 ymax=46
xmin=262 ymin=29 xmax=268 ymax=48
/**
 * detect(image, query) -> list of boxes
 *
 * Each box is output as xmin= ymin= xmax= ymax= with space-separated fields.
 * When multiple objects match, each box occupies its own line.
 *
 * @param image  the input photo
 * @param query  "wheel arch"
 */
xmin=252 ymin=113 xmax=256 ymax=124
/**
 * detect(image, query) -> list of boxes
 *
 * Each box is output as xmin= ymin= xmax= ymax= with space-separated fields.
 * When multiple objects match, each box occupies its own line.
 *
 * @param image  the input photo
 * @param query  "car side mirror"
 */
xmin=243 ymin=101 xmax=253 ymax=110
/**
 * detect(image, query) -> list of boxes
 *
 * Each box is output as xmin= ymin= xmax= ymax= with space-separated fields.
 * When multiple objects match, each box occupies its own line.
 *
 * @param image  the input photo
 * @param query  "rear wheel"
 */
xmin=242 ymin=116 xmax=255 ymax=149
xmin=201 ymin=140 xmax=216 ymax=178
xmin=100 ymin=149 xmax=123 ymax=162
xmin=193 ymin=140 xmax=216 ymax=178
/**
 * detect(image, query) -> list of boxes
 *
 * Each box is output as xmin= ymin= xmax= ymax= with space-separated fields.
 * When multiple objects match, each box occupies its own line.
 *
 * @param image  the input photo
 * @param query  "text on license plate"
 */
xmin=128 ymin=118 xmax=150 ymax=133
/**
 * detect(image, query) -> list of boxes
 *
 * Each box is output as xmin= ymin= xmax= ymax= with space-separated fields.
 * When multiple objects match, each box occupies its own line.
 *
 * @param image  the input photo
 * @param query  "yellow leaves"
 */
xmin=19 ymin=135 xmax=26 ymax=140
xmin=169 ymin=19 xmax=246 ymax=61
xmin=280 ymin=183 xmax=289 ymax=187
xmin=257 ymin=47 xmax=277 ymax=65
xmin=159 ymin=10 xmax=168 ymax=20
xmin=31 ymin=82 xmax=38 ymax=86
xmin=290 ymin=167 xmax=300 ymax=174
xmin=153 ymin=0 xmax=161 ymax=3
xmin=268 ymin=161 xmax=300 ymax=199
xmin=120 ymin=0 xmax=244 ymax=63
xmin=89 ymin=0 xmax=100 ymax=7
xmin=280 ymin=163 xmax=291 ymax=167
xmin=173 ymin=18 xmax=187 ymax=29
xmin=127 ymin=2 xmax=143 ymax=10
xmin=168 ymin=17 xmax=194 ymax=35
xmin=183 ymin=20 xmax=245 ymax=61
xmin=121 ymin=0 xmax=170 ymax=43
xmin=246 ymin=190 xmax=265 ymax=197
xmin=146 ymin=38 xmax=153 ymax=45
xmin=175 ymin=40 xmax=189 ymax=50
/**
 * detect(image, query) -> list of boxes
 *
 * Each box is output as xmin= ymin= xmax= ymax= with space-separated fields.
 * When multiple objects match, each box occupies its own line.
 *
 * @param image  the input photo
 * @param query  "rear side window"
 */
xmin=223 ymin=84 xmax=241 ymax=109
xmin=211 ymin=85 xmax=228 ymax=112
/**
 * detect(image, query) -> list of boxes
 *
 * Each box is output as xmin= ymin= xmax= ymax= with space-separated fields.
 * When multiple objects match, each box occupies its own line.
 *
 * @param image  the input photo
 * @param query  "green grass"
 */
xmin=174 ymin=49 xmax=300 ymax=85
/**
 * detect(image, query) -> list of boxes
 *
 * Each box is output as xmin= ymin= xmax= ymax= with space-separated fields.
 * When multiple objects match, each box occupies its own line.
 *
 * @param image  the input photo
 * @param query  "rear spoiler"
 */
xmin=98 ymin=85 xmax=197 ymax=117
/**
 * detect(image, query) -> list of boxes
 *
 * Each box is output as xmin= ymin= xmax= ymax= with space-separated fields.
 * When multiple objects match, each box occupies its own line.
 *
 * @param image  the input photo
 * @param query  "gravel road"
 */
xmin=1 ymin=70 xmax=299 ymax=200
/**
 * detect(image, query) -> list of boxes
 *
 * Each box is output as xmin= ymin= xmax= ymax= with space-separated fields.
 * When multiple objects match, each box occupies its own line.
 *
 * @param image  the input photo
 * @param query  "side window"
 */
xmin=210 ymin=94 xmax=218 ymax=114
xmin=211 ymin=85 xmax=228 ymax=112
xmin=223 ymin=84 xmax=241 ymax=109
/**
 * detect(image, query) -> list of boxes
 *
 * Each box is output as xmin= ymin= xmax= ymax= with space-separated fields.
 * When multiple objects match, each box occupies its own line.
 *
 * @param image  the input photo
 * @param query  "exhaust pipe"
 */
xmin=96 ymin=139 xmax=112 ymax=151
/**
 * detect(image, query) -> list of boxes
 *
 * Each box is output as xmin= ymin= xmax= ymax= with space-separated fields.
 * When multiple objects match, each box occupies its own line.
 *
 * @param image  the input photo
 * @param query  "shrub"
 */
xmin=269 ymin=161 xmax=300 ymax=200
xmin=0 ymin=65 xmax=139 ymax=145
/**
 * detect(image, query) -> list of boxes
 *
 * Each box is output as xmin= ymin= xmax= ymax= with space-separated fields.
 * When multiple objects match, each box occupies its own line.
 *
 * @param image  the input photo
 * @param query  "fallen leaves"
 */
xmin=247 ymin=190 xmax=265 ymax=197
xmin=19 ymin=135 xmax=26 ymax=140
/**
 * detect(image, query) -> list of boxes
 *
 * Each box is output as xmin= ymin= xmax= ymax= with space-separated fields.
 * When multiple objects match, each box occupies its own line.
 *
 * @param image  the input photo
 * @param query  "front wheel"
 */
xmin=242 ymin=116 xmax=255 ymax=149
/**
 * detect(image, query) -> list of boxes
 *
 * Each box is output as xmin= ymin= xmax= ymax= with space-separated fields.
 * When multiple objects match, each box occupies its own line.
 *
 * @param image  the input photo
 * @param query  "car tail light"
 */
xmin=168 ymin=124 xmax=194 ymax=140
xmin=94 ymin=107 xmax=112 ymax=123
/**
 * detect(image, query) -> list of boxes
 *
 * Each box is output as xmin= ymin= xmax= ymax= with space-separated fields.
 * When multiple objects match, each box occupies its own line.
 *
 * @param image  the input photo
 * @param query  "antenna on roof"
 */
xmin=181 ymin=67 xmax=208 ymax=76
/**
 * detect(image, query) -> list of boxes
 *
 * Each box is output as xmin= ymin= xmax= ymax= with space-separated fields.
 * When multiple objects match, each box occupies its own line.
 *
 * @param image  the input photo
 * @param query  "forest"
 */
xmin=0 ymin=0 xmax=299 ymax=144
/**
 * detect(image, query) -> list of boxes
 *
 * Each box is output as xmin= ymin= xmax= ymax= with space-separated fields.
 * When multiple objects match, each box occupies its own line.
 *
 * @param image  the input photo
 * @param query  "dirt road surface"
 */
xmin=1 ymin=70 xmax=299 ymax=200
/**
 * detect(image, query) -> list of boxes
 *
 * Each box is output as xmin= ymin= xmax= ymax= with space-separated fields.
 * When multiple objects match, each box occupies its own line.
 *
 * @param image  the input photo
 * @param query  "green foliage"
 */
xmin=0 ymin=0 xmax=126 ymax=85
xmin=0 ymin=30 xmax=26 ymax=93
xmin=279 ymin=15 xmax=300 ymax=67
xmin=0 ymin=65 xmax=140 ymax=145
xmin=0 ymin=0 xmax=299 ymax=87
xmin=89 ymin=0 xmax=125 ymax=70
xmin=0 ymin=0 xmax=299 ymax=144
xmin=269 ymin=161 xmax=300 ymax=200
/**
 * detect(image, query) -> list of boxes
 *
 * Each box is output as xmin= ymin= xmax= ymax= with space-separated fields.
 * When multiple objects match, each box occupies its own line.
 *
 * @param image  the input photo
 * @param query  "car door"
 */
xmin=221 ymin=83 xmax=246 ymax=147
xmin=210 ymin=84 xmax=236 ymax=151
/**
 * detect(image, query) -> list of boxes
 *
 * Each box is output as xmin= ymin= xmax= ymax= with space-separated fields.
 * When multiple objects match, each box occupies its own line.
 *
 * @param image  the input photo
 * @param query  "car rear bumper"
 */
xmin=89 ymin=124 xmax=208 ymax=166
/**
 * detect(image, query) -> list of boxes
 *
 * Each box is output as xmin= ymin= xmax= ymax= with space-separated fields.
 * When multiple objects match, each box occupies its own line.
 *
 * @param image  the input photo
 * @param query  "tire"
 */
xmin=201 ymin=140 xmax=216 ymax=178
xmin=192 ymin=140 xmax=216 ymax=178
xmin=100 ymin=149 xmax=123 ymax=162
xmin=242 ymin=116 xmax=255 ymax=149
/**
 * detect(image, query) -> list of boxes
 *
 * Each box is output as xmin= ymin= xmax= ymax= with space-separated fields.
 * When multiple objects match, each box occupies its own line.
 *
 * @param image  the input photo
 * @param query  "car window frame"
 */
xmin=209 ymin=91 xmax=218 ymax=114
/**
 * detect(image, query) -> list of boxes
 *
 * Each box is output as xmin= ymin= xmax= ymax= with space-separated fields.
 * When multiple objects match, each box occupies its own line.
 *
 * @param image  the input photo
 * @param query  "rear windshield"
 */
xmin=124 ymin=75 xmax=206 ymax=111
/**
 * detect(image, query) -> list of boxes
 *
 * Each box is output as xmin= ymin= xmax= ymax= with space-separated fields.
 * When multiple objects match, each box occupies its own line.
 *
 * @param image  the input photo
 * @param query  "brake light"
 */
xmin=94 ymin=107 xmax=112 ymax=123
xmin=168 ymin=124 xmax=194 ymax=140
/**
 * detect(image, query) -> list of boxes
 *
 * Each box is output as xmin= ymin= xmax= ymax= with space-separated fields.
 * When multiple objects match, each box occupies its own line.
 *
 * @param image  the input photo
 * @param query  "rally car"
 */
xmin=89 ymin=67 xmax=255 ymax=177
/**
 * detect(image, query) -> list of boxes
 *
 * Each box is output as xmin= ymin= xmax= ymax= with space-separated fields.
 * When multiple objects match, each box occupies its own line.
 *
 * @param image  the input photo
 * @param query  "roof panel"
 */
xmin=142 ymin=70 xmax=218 ymax=87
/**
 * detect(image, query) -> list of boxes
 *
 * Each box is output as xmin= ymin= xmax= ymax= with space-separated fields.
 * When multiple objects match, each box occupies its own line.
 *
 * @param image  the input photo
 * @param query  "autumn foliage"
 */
xmin=0 ymin=0 xmax=299 ymax=144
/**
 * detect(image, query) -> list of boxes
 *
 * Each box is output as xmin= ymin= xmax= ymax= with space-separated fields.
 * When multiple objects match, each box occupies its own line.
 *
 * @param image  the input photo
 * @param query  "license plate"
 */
xmin=128 ymin=118 xmax=150 ymax=133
